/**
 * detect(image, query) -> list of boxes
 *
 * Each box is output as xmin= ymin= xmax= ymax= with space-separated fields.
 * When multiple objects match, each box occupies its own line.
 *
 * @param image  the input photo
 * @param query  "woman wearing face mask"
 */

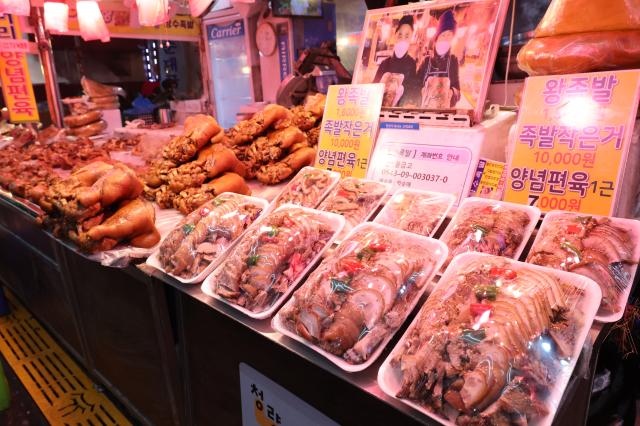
xmin=373 ymin=15 xmax=416 ymax=107
xmin=415 ymin=9 xmax=461 ymax=109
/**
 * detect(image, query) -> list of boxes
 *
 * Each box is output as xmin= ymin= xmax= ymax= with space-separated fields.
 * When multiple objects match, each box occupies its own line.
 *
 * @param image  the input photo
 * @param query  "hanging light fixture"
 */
xmin=0 ymin=0 xmax=30 ymax=16
xmin=135 ymin=0 xmax=169 ymax=27
xmin=76 ymin=0 xmax=110 ymax=42
xmin=188 ymin=0 xmax=213 ymax=18
xmin=43 ymin=2 xmax=69 ymax=33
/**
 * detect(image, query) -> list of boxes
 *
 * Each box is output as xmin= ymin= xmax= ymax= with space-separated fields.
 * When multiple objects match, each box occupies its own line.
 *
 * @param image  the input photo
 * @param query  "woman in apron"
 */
xmin=415 ymin=9 xmax=461 ymax=109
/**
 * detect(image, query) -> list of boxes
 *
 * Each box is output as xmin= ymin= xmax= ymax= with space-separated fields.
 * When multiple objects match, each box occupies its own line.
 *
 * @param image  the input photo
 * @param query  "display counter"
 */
xmin=0 ymin=194 xmax=623 ymax=425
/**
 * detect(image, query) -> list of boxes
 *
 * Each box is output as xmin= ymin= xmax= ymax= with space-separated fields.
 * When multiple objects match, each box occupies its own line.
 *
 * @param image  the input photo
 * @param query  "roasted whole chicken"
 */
xmin=272 ymin=167 xmax=339 ymax=210
xmin=211 ymin=207 xmax=339 ymax=313
xmin=527 ymin=213 xmax=637 ymax=315
xmin=279 ymin=224 xmax=440 ymax=364
xmin=158 ymin=193 xmax=265 ymax=279
xmin=389 ymin=255 xmax=592 ymax=425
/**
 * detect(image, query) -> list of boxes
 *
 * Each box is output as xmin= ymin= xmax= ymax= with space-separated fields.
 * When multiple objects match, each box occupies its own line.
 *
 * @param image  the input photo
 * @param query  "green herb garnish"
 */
xmin=461 ymin=328 xmax=486 ymax=344
xmin=213 ymin=198 xmax=225 ymax=206
xmin=182 ymin=224 xmax=195 ymax=235
xmin=330 ymin=278 xmax=353 ymax=293
xmin=471 ymin=224 xmax=489 ymax=236
xmin=246 ymin=255 xmax=260 ymax=266
xmin=357 ymin=247 xmax=375 ymax=261
xmin=560 ymin=241 xmax=582 ymax=260
xmin=358 ymin=326 xmax=370 ymax=341
xmin=475 ymin=285 xmax=498 ymax=301
xmin=268 ymin=227 xmax=279 ymax=238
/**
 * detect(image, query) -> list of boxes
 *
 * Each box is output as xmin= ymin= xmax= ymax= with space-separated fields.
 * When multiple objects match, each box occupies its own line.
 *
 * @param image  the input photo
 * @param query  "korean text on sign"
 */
xmin=504 ymin=70 xmax=640 ymax=215
xmin=314 ymin=84 xmax=384 ymax=178
xmin=0 ymin=15 xmax=39 ymax=122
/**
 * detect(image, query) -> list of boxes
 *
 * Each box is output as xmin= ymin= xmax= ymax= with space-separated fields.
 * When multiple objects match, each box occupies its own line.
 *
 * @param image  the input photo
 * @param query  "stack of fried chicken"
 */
xmin=225 ymin=93 xmax=325 ymax=184
xmin=143 ymin=114 xmax=251 ymax=214
xmin=38 ymin=161 xmax=160 ymax=253
xmin=143 ymin=94 xmax=325 ymax=215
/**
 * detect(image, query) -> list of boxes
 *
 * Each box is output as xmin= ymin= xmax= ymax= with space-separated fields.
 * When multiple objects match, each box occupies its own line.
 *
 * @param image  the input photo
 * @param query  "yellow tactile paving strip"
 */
xmin=0 ymin=291 xmax=132 ymax=426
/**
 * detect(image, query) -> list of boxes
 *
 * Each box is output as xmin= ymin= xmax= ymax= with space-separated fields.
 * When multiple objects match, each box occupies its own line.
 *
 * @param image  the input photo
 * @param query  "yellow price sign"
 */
xmin=315 ymin=83 xmax=384 ymax=178
xmin=504 ymin=70 xmax=640 ymax=215
xmin=0 ymin=15 xmax=39 ymax=123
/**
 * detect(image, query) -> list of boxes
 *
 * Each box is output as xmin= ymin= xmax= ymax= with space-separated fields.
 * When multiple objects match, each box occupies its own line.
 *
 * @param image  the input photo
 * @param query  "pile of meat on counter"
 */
xmin=38 ymin=161 xmax=159 ymax=253
xmin=0 ymin=125 xmax=144 ymax=205
xmin=143 ymin=94 xmax=325 ymax=214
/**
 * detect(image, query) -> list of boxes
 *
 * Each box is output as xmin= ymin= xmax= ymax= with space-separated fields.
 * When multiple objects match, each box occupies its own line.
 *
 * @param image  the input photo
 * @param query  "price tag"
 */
xmin=504 ymin=70 xmax=640 ymax=215
xmin=368 ymin=123 xmax=480 ymax=206
xmin=239 ymin=363 xmax=338 ymax=426
xmin=469 ymin=158 xmax=507 ymax=200
xmin=314 ymin=83 xmax=384 ymax=178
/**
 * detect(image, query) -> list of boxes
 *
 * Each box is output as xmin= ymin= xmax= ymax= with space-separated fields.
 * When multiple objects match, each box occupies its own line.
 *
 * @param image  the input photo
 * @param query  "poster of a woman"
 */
xmin=353 ymin=0 xmax=508 ymax=123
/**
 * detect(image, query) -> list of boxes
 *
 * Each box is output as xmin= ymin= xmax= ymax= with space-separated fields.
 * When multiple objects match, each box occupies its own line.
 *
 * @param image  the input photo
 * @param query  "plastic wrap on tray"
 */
xmin=378 ymin=253 xmax=601 ymax=426
xmin=527 ymin=211 xmax=640 ymax=322
xmin=440 ymin=198 xmax=540 ymax=267
xmin=273 ymin=223 xmax=447 ymax=371
xmin=202 ymin=205 xmax=345 ymax=318
xmin=271 ymin=166 xmax=340 ymax=210
xmin=374 ymin=189 xmax=455 ymax=237
xmin=318 ymin=177 xmax=389 ymax=240
xmin=147 ymin=193 xmax=268 ymax=283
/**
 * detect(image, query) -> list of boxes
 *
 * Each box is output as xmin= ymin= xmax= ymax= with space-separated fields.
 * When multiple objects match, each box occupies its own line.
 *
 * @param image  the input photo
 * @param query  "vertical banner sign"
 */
xmin=239 ymin=363 xmax=338 ymax=426
xmin=504 ymin=70 xmax=640 ymax=215
xmin=276 ymin=24 xmax=290 ymax=81
xmin=0 ymin=15 xmax=39 ymax=123
xmin=315 ymin=83 xmax=384 ymax=178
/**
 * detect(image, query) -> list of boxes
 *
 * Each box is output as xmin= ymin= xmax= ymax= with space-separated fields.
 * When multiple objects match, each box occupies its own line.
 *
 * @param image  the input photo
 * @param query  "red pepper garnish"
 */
xmin=337 ymin=189 xmax=351 ymax=198
xmin=470 ymin=303 xmax=491 ymax=317
xmin=368 ymin=242 xmax=389 ymax=252
xmin=489 ymin=267 xmax=504 ymax=277
xmin=342 ymin=259 xmax=364 ymax=273
xmin=504 ymin=269 xmax=517 ymax=280
xmin=282 ymin=217 xmax=294 ymax=227
xmin=566 ymin=224 xmax=581 ymax=234
xmin=481 ymin=206 xmax=494 ymax=214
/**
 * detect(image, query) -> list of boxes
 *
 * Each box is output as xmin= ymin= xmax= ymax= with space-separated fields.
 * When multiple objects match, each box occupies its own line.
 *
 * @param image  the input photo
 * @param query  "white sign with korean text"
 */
xmin=367 ymin=122 xmax=481 ymax=207
xmin=239 ymin=363 xmax=339 ymax=426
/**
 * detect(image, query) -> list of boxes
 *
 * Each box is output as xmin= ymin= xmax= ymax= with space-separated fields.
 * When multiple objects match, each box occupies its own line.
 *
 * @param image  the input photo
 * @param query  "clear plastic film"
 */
xmin=374 ymin=189 xmax=455 ymax=238
xmin=379 ymin=253 xmax=601 ymax=426
xmin=150 ymin=193 xmax=267 ymax=282
xmin=274 ymin=223 xmax=447 ymax=371
xmin=271 ymin=166 xmax=340 ymax=210
xmin=440 ymin=198 xmax=540 ymax=268
xmin=517 ymin=30 xmax=640 ymax=76
xmin=527 ymin=211 xmax=640 ymax=322
xmin=203 ymin=205 xmax=345 ymax=317
xmin=318 ymin=177 xmax=390 ymax=241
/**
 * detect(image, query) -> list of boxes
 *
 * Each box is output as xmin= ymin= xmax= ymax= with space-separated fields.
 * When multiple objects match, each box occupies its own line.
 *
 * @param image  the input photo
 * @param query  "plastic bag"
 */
xmin=440 ymin=198 xmax=539 ymax=268
xmin=205 ymin=205 xmax=343 ymax=316
xmin=135 ymin=0 xmax=169 ymax=26
xmin=535 ymin=0 xmax=640 ymax=38
xmin=154 ymin=193 xmax=267 ymax=282
xmin=318 ymin=178 xmax=389 ymax=240
xmin=271 ymin=166 xmax=340 ymax=210
xmin=380 ymin=253 xmax=601 ymax=425
xmin=76 ymin=1 xmax=110 ymax=42
xmin=517 ymin=30 xmax=640 ymax=76
xmin=275 ymin=222 xmax=446 ymax=369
